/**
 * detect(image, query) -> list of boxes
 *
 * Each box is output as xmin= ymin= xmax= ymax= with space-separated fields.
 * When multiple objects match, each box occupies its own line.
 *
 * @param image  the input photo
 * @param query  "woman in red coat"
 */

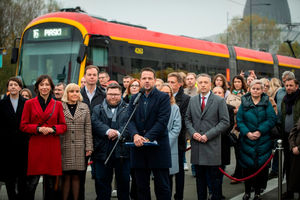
xmin=20 ymin=75 xmax=67 ymax=200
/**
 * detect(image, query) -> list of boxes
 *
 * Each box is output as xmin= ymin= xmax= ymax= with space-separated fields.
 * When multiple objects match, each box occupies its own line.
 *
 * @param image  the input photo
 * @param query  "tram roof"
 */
xmin=28 ymin=12 xmax=230 ymax=58
xmin=234 ymin=46 xmax=274 ymax=65
xmin=277 ymin=55 xmax=300 ymax=69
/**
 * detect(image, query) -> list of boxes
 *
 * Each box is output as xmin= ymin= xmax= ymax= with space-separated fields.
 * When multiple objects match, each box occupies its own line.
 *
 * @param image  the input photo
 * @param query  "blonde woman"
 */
xmin=20 ymin=88 xmax=32 ymax=99
xmin=61 ymin=83 xmax=93 ymax=200
xmin=160 ymin=83 xmax=181 ymax=192
xmin=269 ymin=78 xmax=282 ymax=99
xmin=260 ymin=78 xmax=278 ymax=114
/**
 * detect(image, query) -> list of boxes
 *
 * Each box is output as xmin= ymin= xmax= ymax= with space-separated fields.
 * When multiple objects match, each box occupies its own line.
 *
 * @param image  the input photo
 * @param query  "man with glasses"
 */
xmin=92 ymin=83 xmax=130 ymax=200
xmin=99 ymin=71 xmax=110 ymax=92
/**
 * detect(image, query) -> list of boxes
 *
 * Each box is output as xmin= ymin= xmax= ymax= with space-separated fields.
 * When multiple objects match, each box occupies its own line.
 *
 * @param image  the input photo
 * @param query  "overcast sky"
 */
xmin=60 ymin=0 xmax=300 ymax=38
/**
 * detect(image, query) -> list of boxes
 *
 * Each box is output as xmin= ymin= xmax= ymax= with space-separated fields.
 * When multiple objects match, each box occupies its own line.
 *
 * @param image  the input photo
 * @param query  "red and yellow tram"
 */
xmin=12 ymin=9 xmax=300 ymax=89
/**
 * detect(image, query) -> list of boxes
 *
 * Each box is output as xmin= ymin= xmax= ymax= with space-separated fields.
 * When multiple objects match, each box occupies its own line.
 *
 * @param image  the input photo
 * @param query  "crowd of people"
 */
xmin=0 ymin=66 xmax=299 ymax=200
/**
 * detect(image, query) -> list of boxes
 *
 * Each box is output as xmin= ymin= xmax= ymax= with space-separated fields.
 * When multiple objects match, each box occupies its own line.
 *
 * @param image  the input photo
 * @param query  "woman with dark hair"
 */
xmin=123 ymin=79 xmax=141 ymax=103
xmin=0 ymin=77 xmax=28 ymax=199
xmin=212 ymin=73 xmax=230 ymax=99
xmin=226 ymin=75 xmax=248 ymax=184
xmin=20 ymin=75 xmax=67 ymax=200
xmin=237 ymin=80 xmax=276 ymax=200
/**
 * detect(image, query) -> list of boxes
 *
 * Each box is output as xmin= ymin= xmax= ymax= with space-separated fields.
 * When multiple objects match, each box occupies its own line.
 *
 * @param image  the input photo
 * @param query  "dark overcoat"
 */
xmin=128 ymin=88 xmax=171 ymax=168
xmin=91 ymin=100 xmax=130 ymax=161
xmin=221 ymin=104 xmax=235 ymax=166
xmin=0 ymin=95 xmax=28 ymax=181
xmin=237 ymin=93 xmax=277 ymax=169
xmin=81 ymin=86 xmax=105 ymax=113
xmin=174 ymin=86 xmax=190 ymax=151
xmin=288 ymin=118 xmax=300 ymax=191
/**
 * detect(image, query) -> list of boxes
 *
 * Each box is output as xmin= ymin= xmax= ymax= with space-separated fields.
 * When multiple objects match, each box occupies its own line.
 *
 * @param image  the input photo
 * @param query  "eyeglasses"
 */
xmin=130 ymin=84 xmax=140 ymax=88
xmin=107 ymin=93 xmax=121 ymax=97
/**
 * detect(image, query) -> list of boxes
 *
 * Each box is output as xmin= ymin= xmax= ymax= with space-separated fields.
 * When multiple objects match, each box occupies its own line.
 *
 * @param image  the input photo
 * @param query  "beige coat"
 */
xmin=226 ymin=93 xmax=242 ymax=108
xmin=226 ymin=93 xmax=244 ymax=137
xmin=61 ymin=102 xmax=93 ymax=171
xmin=184 ymin=87 xmax=198 ymax=97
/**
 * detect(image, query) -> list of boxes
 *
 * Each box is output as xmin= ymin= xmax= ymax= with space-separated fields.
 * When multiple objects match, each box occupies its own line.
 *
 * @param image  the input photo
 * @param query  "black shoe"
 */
xmin=243 ymin=193 xmax=250 ymax=200
xmin=268 ymin=171 xmax=278 ymax=180
xmin=282 ymin=192 xmax=294 ymax=200
xmin=221 ymin=195 xmax=226 ymax=199
xmin=253 ymin=194 xmax=262 ymax=200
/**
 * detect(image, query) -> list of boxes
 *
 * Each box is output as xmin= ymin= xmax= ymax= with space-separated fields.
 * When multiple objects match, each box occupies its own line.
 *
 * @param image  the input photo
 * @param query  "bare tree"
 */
xmin=0 ymin=0 xmax=60 ymax=49
xmin=220 ymin=15 xmax=281 ymax=52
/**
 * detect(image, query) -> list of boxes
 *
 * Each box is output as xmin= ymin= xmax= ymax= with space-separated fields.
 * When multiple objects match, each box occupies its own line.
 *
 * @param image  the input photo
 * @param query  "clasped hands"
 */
xmin=246 ymin=131 xmax=261 ymax=140
xmin=292 ymin=147 xmax=300 ymax=155
xmin=133 ymin=134 xmax=150 ymax=147
xmin=193 ymin=133 xmax=208 ymax=143
xmin=38 ymin=127 xmax=54 ymax=135
xmin=107 ymin=129 xmax=119 ymax=141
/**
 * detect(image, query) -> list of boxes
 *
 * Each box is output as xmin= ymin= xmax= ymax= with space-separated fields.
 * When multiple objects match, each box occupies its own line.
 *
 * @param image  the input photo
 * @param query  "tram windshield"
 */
xmin=19 ymin=23 xmax=82 ymax=89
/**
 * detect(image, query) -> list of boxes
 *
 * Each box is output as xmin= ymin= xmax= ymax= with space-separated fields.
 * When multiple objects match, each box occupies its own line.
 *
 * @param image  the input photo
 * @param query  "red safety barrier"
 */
xmin=219 ymin=153 xmax=274 ymax=182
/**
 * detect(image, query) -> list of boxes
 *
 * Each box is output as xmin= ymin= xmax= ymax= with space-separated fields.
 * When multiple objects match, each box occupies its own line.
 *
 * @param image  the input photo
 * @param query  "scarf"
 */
xmin=283 ymin=89 xmax=300 ymax=115
xmin=232 ymin=89 xmax=244 ymax=95
xmin=103 ymin=99 xmax=121 ymax=128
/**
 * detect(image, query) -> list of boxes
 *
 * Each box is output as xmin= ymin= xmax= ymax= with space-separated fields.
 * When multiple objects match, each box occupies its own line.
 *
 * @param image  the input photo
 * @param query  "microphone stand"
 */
xmin=104 ymin=99 xmax=140 ymax=166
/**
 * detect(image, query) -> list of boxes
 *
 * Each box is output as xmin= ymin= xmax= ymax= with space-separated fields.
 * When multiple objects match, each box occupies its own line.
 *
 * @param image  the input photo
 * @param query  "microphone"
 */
xmin=133 ymin=88 xmax=145 ymax=106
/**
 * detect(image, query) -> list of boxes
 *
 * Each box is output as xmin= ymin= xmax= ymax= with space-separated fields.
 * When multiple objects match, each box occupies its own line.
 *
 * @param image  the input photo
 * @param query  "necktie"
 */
xmin=201 ymin=96 xmax=206 ymax=112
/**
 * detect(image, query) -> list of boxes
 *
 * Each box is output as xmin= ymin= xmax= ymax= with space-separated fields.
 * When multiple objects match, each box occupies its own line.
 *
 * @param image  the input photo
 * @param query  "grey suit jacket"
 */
xmin=185 ymin=92 xmax=230 ymax=166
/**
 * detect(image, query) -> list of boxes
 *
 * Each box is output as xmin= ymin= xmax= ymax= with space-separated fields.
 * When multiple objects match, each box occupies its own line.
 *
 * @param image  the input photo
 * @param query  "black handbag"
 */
xmin=229 ymin=132 xmax=238 ymax=146
xmin=270 ymin=124 xmax=281 ymax=140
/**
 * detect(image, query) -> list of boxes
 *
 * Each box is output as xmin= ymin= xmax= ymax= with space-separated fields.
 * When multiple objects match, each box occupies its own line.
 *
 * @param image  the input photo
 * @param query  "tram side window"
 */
xmin=279 ymin=66 xmax=300 ymax=80
xmin=130 ymin=58 xmax=160 ymax=77
xmin=236 ymin=60 xmax=274 ymax=79
xmin=163 ymin=49 xmax=228 ymax=78
xmin=86 ymin=46 xmax=108 ymax=67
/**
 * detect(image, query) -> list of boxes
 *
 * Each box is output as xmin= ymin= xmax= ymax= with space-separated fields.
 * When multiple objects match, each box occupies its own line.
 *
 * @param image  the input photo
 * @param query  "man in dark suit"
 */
xmin=167 ymin=72 xmax=190 ymax=200
xmin=92 ymin=83 xmax=130 ymax=200
xmin=81 ymin=65 xmax=106 ymax=113
xmin=80 ymin=65 xmax=105 ymax=199
xmin=128 ymin=67 xmax=171 ymax=200
xmin=185 ymin=73 xmax=229 ymax=200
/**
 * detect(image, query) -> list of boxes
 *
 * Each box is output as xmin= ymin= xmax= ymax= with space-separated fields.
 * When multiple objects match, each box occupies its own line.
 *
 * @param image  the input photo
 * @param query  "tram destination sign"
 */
xmin=28 ymin=27 xmax=71 ymax=41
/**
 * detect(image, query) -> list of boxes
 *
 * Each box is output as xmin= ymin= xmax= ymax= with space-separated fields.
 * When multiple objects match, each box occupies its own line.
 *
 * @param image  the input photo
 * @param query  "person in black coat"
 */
xmin=92 ymin=83 xmax=130 ymax=200
xmin=128 ymin=68 xmax=171 ymax=200
xmin=79 ymin=65 xmax=105 ymax=200
xmin=80 ymin=65 xmax=106 ymax=113
xmin=0 ymin=77 xmax=28 ymax=200
xmin=167 ymin=72 xmax=190 ymax=200
xmin=212 ymin=86 xmax=235 ymax=199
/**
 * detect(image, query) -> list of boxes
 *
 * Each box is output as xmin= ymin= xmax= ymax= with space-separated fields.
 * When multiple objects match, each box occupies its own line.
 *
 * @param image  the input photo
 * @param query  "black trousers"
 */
xmin=283 ymin=137 xmax=292 ymax=194
xmin=135 ymin=168 xmax=171 ymax=200
xmin=242 ymin=166 xmax=269 ymax=195
xmin=174 ymin=149 xmax=185 ymax=200
xmin=24 ymin=175 xmax=57 ymax=200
